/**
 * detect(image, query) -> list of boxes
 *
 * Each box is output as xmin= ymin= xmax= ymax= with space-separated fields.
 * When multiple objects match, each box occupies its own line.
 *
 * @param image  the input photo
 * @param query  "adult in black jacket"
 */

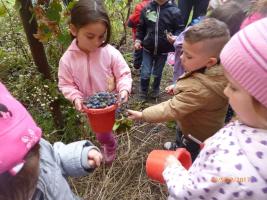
xmin=178 ymin=0 xmax=210 ymax=26
xmin=135 ymin=0 xmax=184 ymax=100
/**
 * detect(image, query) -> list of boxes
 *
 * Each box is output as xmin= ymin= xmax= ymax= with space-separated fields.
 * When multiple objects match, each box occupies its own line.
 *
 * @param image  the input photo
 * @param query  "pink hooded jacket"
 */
xmin=58 ymin=39 xmax=132 ymax=103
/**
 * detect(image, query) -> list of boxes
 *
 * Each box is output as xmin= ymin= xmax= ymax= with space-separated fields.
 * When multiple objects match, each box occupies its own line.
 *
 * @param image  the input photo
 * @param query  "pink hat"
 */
xmin=0 ymin=82 xmax=42 ymax=175
xmin=220 ymin=18 xmax=267 ymax=108
xmin=240 ymin=13 xmax=265 ymax=30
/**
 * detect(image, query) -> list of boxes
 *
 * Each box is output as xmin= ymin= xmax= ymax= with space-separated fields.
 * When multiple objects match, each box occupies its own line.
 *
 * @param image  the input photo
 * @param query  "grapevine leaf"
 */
xmin=46 ymin=0 xmax=62 ymax=22
xmin=112 ymin=121 xmax=120 ymax=131
xmin=57 ymin=31 xmax=71 ymax=47
xmin=0 ymin=4 xmax=7 ymax=16
xmin=66 ymin=0 xmax=77 ymax=11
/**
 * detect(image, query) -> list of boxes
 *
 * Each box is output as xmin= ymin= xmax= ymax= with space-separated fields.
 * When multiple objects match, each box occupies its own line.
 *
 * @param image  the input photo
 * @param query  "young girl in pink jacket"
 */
xmin=58 ymin=0 xmax=132 ymax=164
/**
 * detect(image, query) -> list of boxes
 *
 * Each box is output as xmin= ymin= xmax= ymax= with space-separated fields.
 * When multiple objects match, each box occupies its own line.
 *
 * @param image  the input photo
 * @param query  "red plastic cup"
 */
xmin=84 ymin=104 xmax=118 ymax=133
xmin=146 ymin=148 xmax=192 ymax=183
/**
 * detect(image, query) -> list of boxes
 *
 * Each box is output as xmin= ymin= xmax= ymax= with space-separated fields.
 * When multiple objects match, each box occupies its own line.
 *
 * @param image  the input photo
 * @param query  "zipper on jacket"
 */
xmin=154 ymin=5 xmax=160 ymax=55
xmin=87 ymin=54 xmax=93 ymax=94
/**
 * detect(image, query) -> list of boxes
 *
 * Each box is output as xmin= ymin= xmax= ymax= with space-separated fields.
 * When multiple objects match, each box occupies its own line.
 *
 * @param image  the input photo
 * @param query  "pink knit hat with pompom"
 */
xmin=220 ymin=17 xmax=267 ymax=108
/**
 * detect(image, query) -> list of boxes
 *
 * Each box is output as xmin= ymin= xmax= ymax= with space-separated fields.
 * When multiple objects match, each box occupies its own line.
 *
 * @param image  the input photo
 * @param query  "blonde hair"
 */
xmin=184 ymin=18 xmax=230 ymax=57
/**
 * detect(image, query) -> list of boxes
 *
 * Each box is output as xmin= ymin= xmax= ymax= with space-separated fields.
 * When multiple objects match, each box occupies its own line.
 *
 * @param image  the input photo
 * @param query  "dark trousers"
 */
xmin=176 ymin=128 xmax=201 ymax=162
xmin=140 ymin=50 xmax=167 ymax=94
xmin=178 ymin=0 xmax=210 ymax=26
xmin=133 ymin=49 xmax=143 ymax=69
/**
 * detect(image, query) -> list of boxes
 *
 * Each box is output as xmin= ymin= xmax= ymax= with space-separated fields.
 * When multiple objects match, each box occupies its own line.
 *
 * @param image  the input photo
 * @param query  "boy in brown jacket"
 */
xmin=128 ymin=18 xmax=230 ymax=160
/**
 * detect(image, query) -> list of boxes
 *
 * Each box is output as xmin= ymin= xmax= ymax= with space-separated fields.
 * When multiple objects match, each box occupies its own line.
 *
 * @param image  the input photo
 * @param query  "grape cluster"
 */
xmin=84 ymin=92 xmax=117 ymax=109
xmin=115 ymin=103 xmax=128 ymax=118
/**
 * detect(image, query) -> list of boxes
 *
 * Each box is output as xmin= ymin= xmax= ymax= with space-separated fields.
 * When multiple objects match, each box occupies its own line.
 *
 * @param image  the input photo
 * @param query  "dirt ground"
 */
xmin=70 ymin=64 xmax=178 ymax=200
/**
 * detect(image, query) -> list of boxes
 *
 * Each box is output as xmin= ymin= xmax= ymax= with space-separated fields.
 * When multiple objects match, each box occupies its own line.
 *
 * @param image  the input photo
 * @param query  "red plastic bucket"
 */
xmin=146 ymin=148 xmax=192 ymax=183
xmin=84 ymin=104 xmax=118 ymax=133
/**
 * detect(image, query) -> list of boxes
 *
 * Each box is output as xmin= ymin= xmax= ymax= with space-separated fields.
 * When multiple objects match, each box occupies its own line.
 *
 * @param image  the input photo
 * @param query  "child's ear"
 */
xmin=206 ymin=57 xmax=218 ymax=68
xmin=69 ymin=24 xmax=78 ymax=37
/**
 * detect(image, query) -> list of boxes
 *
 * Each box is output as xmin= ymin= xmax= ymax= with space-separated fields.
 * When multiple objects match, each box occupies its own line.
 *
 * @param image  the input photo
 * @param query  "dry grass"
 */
xmin=70 ymin=57 xmax=176 ymax=199
xmin=70 ymin=122 xmax=175 ymax=200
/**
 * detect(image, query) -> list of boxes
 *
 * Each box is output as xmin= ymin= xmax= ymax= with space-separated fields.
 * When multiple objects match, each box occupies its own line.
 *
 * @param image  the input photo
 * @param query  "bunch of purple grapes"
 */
xmin=84 ymin=92 xmax=117 ymax=109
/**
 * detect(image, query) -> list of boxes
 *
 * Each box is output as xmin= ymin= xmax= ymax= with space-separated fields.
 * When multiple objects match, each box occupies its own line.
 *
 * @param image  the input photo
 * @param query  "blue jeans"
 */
xmin=133 ymin=49 xmax=143 ymax=69
xmin=140 ymin=50 xmax=167 ymax=94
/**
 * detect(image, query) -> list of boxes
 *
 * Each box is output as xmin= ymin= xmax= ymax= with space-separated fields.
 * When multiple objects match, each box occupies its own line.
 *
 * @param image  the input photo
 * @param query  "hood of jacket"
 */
xmin=180 ymin=64 xmax=228 ymax=100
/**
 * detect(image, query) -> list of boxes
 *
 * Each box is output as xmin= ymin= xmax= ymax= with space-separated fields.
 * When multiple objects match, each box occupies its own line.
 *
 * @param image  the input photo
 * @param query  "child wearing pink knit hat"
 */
xmin=163 ymin=18 xmax=267 ymax=200
xmin=0 ymin=82 xmax=102 ymax=199
xmin=240 ymin=0 xmax=267 ymax=29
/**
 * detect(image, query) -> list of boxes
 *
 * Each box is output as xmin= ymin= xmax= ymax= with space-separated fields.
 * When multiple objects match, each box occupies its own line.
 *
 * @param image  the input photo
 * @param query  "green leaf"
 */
xmin=46 ymin=0 xmax=62 ymax=22
xmin=57 ymin=31 xmax=71 ymax=47
xmin=66 ymin=0 xmax=77 ymax=11
xmin=113 ymin=116 xmax=133 ymax=133
xmin=112 ymin=121 xmax=120 ymax=131
xmin=43 ymin=25 xmax=51 ymax=34
xmin=166 ymin=121 xmax=176 ymax=130
xmin=0 ymin=4 xmax=7 ymax=16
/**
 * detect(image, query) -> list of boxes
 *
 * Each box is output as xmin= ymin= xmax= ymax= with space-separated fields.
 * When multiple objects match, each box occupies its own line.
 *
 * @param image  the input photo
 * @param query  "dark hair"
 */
xmin=209 ymin=1 xmax=246 ymax=36
xmin=70 ymin=0 xmax=111 ymax=46
xmin=184 ymin=18 xmax=230 ymax=57
xmin=251 ymin=0 xmax=267 ymax=15
xmin=0 ymin=144 xmax=40 ymax=200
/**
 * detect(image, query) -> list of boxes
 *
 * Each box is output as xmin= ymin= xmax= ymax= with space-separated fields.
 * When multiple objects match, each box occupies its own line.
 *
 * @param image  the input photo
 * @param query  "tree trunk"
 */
xmin=19 ymin=0 xmax=64 ymax=128
xmin=116 ymin=0 xmax=132 ymax=49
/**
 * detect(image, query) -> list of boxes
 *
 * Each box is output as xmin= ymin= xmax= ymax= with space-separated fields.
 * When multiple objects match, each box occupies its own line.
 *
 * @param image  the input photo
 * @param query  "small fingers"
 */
xmin=94 ymin=154 xmax=102 ymax=167
xmin=88 ymin=150 xmax=103 ymax=168
xmin=88 ymin=160 xmax=96 ymax=167
xmin=126 ymin=109 xmax=141 ymax=120
xmin=164 ymin=155 xmax=181 ymax=169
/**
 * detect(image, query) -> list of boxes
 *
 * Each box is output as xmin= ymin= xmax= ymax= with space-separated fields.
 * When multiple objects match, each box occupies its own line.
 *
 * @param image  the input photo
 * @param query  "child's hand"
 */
xmin=87 ymin=149 xmax=103 ymax=168
xmin=134 ymin=40 xmax=142 ymax=50
xmin=165 ymin=84 xmax=175 ymax=95
xmin=127 ymin=109 xmax=143 ymax=120
xmin=167 ymin=34 xmax=177 ymax=44
xmin=74 ymin=98 xmax=85 ymax=112
xmin=164 ymin=155 xmax=181 ymax=169
xmin=118 ymin=90 xmax=129 ymax=105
